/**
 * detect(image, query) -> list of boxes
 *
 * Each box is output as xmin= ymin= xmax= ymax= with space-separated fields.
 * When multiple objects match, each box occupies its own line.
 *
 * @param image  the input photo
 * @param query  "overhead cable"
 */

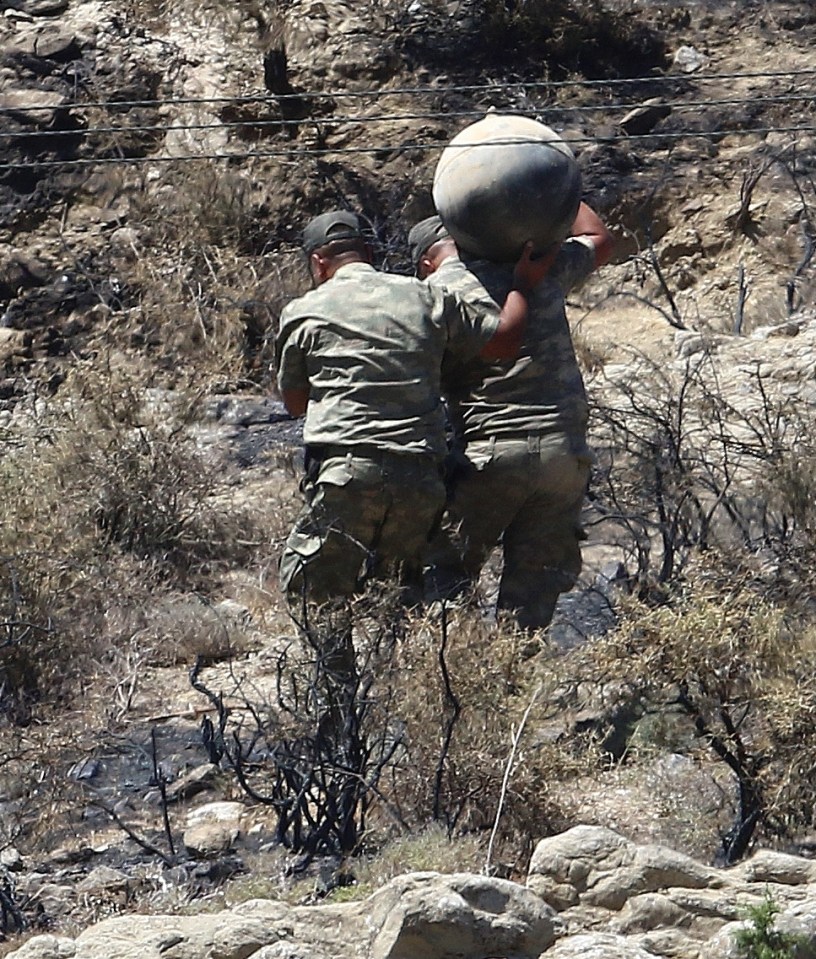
xmin=2 ymin=92 xmax=815 ymax=142
xmin=1 ymin=67 xmax=815 ymax=114
xmin=1 ymin=124 xmax=814 ymax=172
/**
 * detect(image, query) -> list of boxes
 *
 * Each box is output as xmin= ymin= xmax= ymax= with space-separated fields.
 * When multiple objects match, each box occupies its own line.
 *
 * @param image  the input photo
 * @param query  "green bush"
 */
xmin=735 ymin=893 xmax=807 ymax=959
xmin=581 ymin=564 xmax=816 ymax=861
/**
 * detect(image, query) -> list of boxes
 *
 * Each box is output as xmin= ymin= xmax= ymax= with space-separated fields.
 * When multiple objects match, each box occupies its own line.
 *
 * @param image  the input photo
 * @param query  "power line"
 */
xmin=1 ymin=68 xmax=815 ymax=114
xmin=1 ymin=124 xmax=813 ymax=172
xmin=3 ymin=92 xmax=815 ymax=142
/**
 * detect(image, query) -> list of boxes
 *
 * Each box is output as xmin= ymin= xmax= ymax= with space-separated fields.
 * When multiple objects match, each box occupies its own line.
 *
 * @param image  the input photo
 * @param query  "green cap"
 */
xmin=408 ymin=215 xmax=451 ymax=269
xmin=302 ymin=210 xmax=364 ymax=254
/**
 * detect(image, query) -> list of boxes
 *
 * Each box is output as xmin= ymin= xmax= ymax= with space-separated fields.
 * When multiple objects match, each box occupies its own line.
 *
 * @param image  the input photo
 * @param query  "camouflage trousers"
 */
xmin=426 ymin=433 xmax=591 ymax=630
xmin=280 ymin=447 xmax=447 ymax=609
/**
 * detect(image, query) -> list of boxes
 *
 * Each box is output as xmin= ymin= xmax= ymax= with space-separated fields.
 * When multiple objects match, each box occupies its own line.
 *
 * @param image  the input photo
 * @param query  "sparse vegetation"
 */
xmin=399 ymin=0 xmax=668 ymax=77
xmin=589 ymin=345 xmax=816 ymax=598
xmin=0 ymin=363 xmax=273 ymax=722
xmin=185 ymin=595 xmax=589 ymax=872
xmin=581 ymin=575 xmax=816 ymax=862
xmin=482 ymin=0 xmax=669 ymax=77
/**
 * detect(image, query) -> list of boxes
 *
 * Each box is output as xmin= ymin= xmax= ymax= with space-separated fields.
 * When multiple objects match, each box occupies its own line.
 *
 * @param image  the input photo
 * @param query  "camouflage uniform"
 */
xmin=428 ymin=238 xmax=596 ymax=629
xmin=276 ymin=260 xmax=499 ymax=607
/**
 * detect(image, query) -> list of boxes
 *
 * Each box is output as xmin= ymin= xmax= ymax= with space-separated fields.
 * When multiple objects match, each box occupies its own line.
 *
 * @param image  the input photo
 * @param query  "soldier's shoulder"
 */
xmin=382 ymin=271 xmax=436 ymax=305
xmin=381 ymin=270 xmax=423 ymax=287
xmin=432 ymin=255 xmax=466 ymax=278
xmin=281 ymin=285 xmax=322 ymax=317
xmin=284 ymin=275 xmax=366 ymax=318
xmin=433 ymin=258 xmax=501 ymax=308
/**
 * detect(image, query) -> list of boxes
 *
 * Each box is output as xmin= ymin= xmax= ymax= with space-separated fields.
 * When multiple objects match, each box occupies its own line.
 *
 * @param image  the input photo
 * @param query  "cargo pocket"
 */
xmin=464 ymin=439 xmax=495 ymax=471
xmin=279 ymin=526 xmax=324 ymax=596
xmin=315 ymin=458 xmax=354 ymax=488
xmin=282 ymin=459 xmax=363 ymax=601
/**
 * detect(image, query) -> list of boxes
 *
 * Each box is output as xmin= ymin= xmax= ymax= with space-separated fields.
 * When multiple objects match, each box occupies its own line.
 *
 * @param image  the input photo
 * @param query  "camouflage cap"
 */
xmin=302 ymin=210 xmax=364 ymax=254
xmin=408 ymin=215 xmax=451 ymax=269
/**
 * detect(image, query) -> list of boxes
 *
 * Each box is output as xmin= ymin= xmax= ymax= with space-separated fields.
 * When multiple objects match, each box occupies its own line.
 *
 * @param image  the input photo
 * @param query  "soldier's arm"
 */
xmin=275 ymin=309 xmax=311 ymax=417
xmin=572 ymin=202 xmax=614 ymax=268
xmin=480 ymin=293 xmax=526 ymax=360
xmin=480 ymin=242 xmax=557 ymax=360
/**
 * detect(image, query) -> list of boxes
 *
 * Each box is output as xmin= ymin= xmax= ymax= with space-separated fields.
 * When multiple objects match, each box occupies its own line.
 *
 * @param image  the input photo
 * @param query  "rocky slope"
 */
xmin=2 ymin=0 xmax=816 ymax=955
xmin=8 ymin=825 xmax=816 ymax=958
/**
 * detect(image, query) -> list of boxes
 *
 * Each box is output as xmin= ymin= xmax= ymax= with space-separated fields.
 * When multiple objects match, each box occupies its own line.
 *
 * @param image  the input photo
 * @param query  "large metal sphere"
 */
xmin=433 ymin=114 xmax=582 ymax=262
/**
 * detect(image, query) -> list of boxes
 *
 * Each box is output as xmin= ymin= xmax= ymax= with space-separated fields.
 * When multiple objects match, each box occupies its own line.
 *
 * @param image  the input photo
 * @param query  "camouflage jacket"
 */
xmin=430 ymin=238 xmax=596 ymax=445
xmin=276 ymin=261 xmax=499 ymax=458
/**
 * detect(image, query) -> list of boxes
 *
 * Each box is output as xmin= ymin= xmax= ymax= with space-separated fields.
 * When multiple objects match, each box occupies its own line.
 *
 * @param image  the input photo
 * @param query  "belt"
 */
xmin=307 ymin=443 xmax=439 ymax=463
xmin=467 ymin=434 xmax=540 ymax=450
xmin=467 ymin=433 xmax=590 ymax=459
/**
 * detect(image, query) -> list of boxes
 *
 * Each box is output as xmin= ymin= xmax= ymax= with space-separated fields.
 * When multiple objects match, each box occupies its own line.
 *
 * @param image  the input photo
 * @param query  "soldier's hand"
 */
xmin=513 ymin=241 xmax=558 ymax=294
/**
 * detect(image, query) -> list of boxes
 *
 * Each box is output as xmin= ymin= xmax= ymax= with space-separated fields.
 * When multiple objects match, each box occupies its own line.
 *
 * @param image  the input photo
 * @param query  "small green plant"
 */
xmin=735 ymin=893 xmax=806 ymax=959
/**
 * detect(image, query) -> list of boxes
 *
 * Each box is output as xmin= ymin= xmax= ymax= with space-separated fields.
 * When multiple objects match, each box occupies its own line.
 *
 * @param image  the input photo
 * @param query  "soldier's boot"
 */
xmin=498 ymin=583 xmax=561 ymax=632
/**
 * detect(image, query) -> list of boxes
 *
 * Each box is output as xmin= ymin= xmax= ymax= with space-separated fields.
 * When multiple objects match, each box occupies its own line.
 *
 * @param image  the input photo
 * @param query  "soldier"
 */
xmin=276 ymin=210 xmax=549 ymax=625
xmin=410 ymin=203 xmax=614 ymax=630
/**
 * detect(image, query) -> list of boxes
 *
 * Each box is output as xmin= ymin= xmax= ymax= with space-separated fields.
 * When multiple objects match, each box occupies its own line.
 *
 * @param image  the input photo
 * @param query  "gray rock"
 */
xmin=673 ymin=44 xmax=707 ymax=73
xmin=365 ymin=872 xmax=559 ymax=959
xmin=1 ymin=936 xmax=76 ymax=959
xmin=165 ymin=763 xmax=222 ymax=803
xmin=22 ymin=0 xmax=69 ymax=13
xmin=0 ymin=328 xmax=29 ymax=362
xmin=0 ymin=88 xmax=67 ymax=125
xmin=545 ymin=932 xmax=658 ymax=958
xmin=182 ymin=800 xmax=247 ymax=858
xmin=528 ymin=825 xmax=721 ymax=912
xmin=200 ymin=394 xmax=290 ymax=427
xmin=33 ymin=24 xmax=79 ymax=58
xmin=610 ymin=892 xmax=692 ymax=933
xmin=775 ymin=895 xmax=816 ymax=947
xmin=0 ymin=846 xmax=23 ymax=870
xmin=72 ymin=911 xmax=282 ymax=959
xmin=76 ymin=866 xmax=132 ymax=896
xmin=729 ymin=849 xmax=816 ymax=886
xmin=253 ymin=948 xmax=331 ymax=959
xmin=68 ymin=759 xmax=101 ymax=782
xmin=28 ymin=881 xmax=75 ymax=918
xmin=0 ymin=250 xmax=51 ymax=291
xmin=619 ymin=99 xmax=672 ymax=137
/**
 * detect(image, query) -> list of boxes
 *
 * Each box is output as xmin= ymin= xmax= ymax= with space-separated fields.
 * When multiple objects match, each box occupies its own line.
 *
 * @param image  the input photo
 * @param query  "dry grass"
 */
xmin=84 ymin=163 xmax=299 ymax=394
xmin=576 ymin=557 xmax=816 ymax=852
xmin=0 ymin=362 xmax=275 ymax=723
xmin=327 ymin=823 xmax=488 ymax=902
xmin=369 ymin=608 xmax=599 ymax=874
xmin=480 ymin=0 xmax=668 ymax=76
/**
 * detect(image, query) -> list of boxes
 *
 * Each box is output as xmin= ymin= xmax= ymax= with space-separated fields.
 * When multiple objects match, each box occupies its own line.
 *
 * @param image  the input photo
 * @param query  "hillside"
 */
xmin=2 ymin=0 xmax=816 ymax=953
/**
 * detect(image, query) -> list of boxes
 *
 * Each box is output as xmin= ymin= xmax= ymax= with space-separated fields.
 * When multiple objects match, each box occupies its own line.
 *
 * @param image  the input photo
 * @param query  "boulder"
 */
xmin=2 ymin=936 xmax=76 ymax=959
xmin=544 ymin=932 xmax=659 ymax=958
xmin=72 ymin=911 xmax=282 ymax=959
xmin=182 ymin=800 xmax=247 ymax=858
xmin=0 ymin=89 xmax=67 ymax=125
xmin=527 ymin=825 xmax=721 ymax=911
xmin=729 ymin=849 xmax=816 ymax=886
xmin=364 ymin=872 xmax=559 ymax=959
